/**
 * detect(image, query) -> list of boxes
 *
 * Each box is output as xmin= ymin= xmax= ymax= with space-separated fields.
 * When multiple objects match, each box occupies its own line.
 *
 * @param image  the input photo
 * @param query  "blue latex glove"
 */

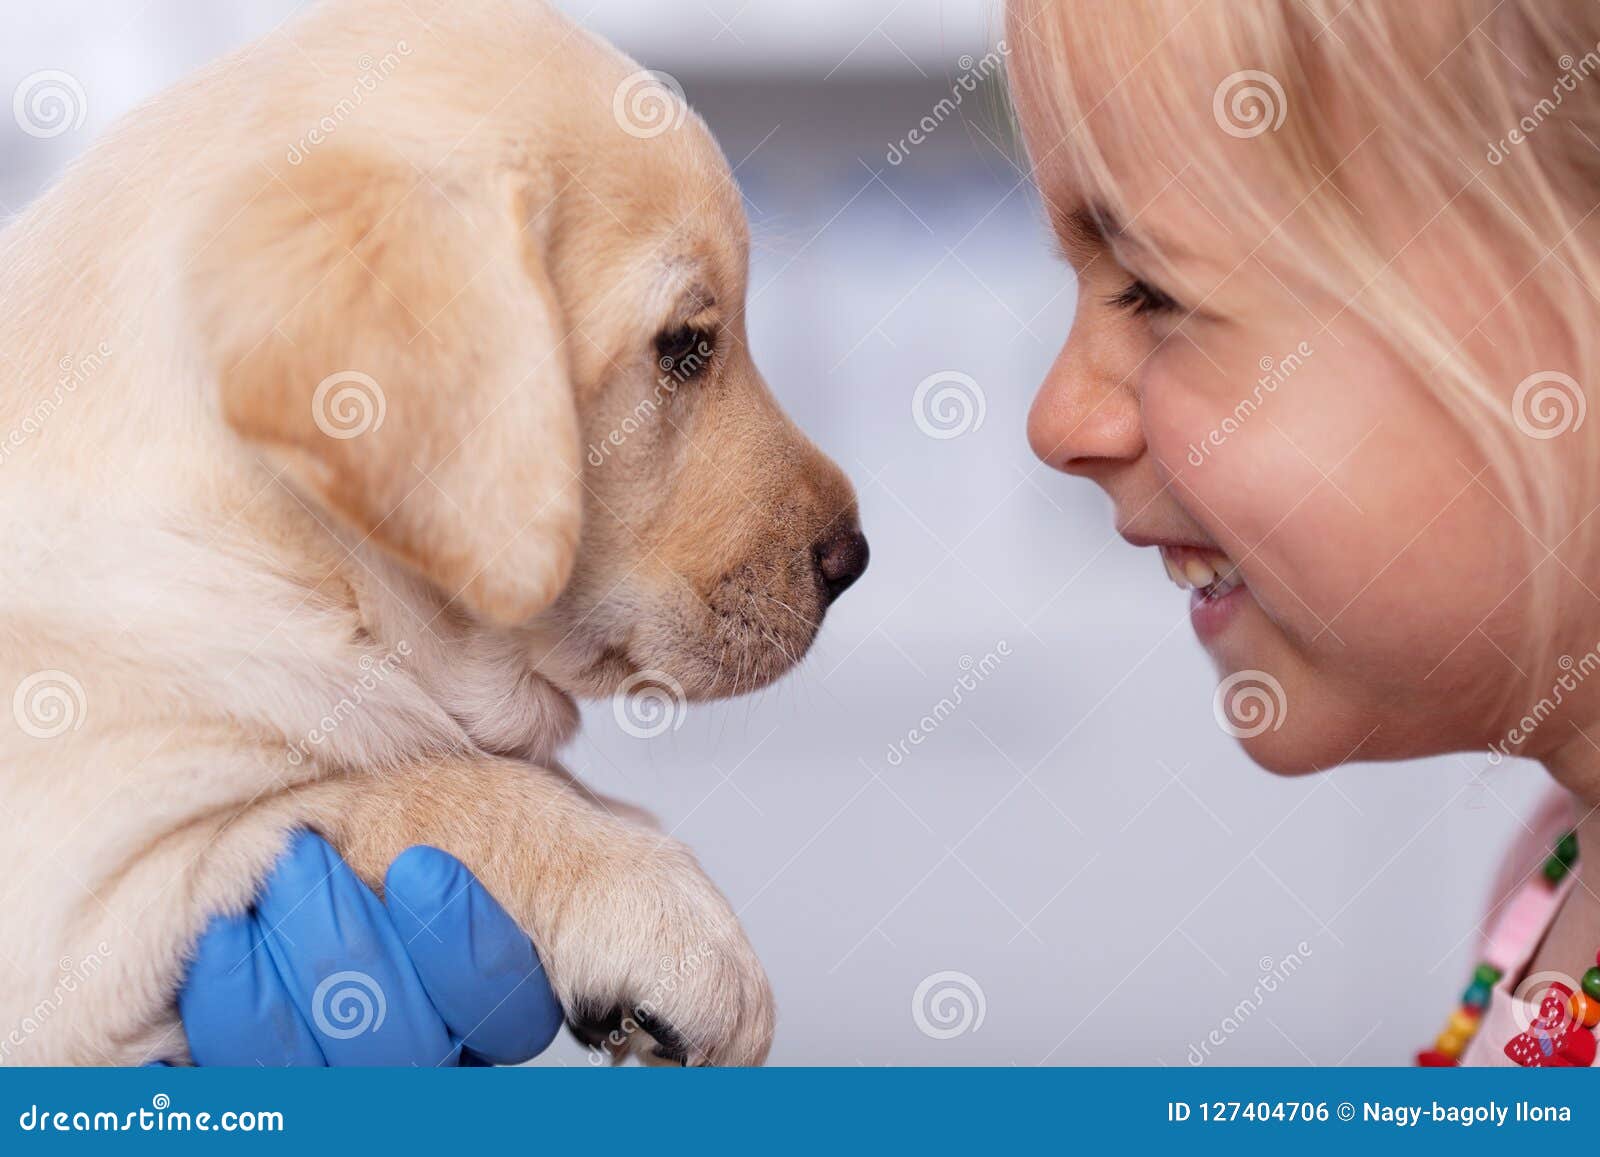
xmin=177 ymin=831 xmax=563 ymax=1066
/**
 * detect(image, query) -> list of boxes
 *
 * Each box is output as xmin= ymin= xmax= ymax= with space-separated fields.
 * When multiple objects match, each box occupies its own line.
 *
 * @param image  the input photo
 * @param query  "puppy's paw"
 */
xmin=546 ymin=837 xmax=773 ymax=1066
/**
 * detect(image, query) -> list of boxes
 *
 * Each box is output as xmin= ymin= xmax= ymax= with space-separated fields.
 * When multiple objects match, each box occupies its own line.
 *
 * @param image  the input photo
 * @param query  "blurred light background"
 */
xmin=0 ymin=0 xmax=1551 ymax=1065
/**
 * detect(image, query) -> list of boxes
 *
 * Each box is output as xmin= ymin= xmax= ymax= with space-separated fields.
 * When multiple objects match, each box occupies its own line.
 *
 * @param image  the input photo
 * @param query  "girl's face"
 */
xmin=1009 ymin=9 xmax=1598 ymax=776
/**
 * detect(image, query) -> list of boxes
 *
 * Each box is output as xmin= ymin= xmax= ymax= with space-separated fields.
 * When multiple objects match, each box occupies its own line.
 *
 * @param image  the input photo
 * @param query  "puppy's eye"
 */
xmin=654 ymin=326 xmax=716 ymax=379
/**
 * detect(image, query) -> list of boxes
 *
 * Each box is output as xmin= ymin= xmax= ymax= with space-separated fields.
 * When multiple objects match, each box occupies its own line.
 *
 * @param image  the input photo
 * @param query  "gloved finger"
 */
xmin=385 ymin=846 xmax=563 ymax=1064
xmin=178 ymin=905 xmax=327 ymax=1066
xmin=254 ymin=831 xmax=454 ymax=1066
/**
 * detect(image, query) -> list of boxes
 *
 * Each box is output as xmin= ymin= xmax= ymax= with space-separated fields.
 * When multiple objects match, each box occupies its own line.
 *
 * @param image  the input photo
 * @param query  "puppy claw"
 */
xmin=566 ymin=1006 xmax=699 ymax=1066
xmin=545 ymin=835 xmax=775 ymax=1067
xmin=566 ymin=1007 xmax=626 ymax=1054
xmin=633 ymin=1009 xmax=694 ymax=1066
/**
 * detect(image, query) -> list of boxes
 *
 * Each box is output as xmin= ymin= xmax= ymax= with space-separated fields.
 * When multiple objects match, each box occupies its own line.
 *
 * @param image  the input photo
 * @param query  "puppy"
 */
xmin=0 ymin=0 xmax=866 ymax=1065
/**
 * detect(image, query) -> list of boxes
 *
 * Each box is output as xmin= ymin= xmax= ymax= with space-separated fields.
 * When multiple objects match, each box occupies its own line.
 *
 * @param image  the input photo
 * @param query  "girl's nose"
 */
xmin=1027 ymin=337 xmax=1145 ymax=478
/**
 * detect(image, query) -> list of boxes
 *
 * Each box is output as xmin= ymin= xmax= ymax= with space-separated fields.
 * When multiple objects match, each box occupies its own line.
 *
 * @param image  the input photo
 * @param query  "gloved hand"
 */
xmin=177 ymin=830 xmax=563 ymax=1066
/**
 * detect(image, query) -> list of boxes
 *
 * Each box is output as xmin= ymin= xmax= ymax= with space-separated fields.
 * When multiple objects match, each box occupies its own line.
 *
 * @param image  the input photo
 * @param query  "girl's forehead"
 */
xmin=1008 ymin=2 xmax=1280 ymax=263
xmin=1009 ymin=2 xmax=1244 ymax=212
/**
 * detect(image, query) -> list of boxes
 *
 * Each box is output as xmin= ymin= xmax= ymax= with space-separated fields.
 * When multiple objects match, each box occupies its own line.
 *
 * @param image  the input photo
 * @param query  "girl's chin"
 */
xmin=1235 ymin=731 xmax=1334 ymax=776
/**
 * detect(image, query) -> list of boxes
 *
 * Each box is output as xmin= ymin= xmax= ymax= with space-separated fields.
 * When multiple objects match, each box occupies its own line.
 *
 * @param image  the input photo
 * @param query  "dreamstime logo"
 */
xmin=312 ymin=371 xmax=386 ymax=439
xmin=1212 ymin=70 xmax=1286 ymax=139
xmin=1510 ymin=971 xmax=1579 ymax=1036
xmin=287 ymin=40 xmax=412 ymax=165
xmin=13 ymin=70 xmax=87 ymax=139
xmin=1212 ymin=669 xmax=1287 ymax=739
xmin=1489 ymin=646 xmax=1600 ymax=764
xmin=16 ymin=1092 xmax=283 ymax=1133
xmin=286 ymin=641 xmax=412 ymax=767
xmin=311 ymin=970 xmax=387 ymax=1040
xmin=1511 ymin=370 xmax=1585 ymax=439
xmin=912 ymin=971 xmax=986 ymax=1040
xmin=12 ymin=670 xmax=86 ymax=739
xmin=885 ymin=41 xmax=1010 ymax=165
xmin=612 ymin=70 xmax=687 ymax=139
xmin=584 ymin=942 xmax=718 ymax=1065
xmin=1487 ymin=42 xmax=1600 ymax=164
xmin=0 ymin=942 xmax=111 ymax=1062
xmin=0 ymin=340 xmax=112 ymax=468
xmin=885 ymin=642 xmax=1011 ymax=766
xmin=1186 ymin=942 xmax=1312 ymax=1065
xmin=1187 ymin=341 xmax=1313 ymax=465
xmin=586 ymin=337 xmax=715 ymax=467
xmin=912 ymin=371 xmax=986 ymax=440
xmin=613 ymin=669 xmax=687 ymax=738
xmin=1503 ymin=970 xmax=1589 ymax=1067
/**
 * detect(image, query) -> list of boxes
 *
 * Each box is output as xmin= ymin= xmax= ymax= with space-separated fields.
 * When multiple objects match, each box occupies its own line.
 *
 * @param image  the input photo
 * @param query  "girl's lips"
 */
xmin=1151 ymin=543 xmax=1250 ymax=643
xmin=1189 ymin=580 xmax=1250 ymax=642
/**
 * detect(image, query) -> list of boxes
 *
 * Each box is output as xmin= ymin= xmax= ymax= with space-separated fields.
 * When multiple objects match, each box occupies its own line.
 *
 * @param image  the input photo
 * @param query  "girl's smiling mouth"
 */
xmin=1158 ymin=544 xmax=1250 ymax=642
xmin=1160 ymin=543 xmax=1242 ymax=598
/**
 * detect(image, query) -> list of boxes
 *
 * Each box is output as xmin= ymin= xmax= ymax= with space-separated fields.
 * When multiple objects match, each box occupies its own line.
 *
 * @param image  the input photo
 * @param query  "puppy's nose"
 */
xmin=814 ymin=527 xmax=869 ymax=606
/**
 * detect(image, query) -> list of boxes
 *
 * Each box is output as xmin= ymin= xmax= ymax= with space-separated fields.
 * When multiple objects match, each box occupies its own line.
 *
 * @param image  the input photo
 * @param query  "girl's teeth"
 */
xmin=1209 ymin=570 xmax=1242 ymax=596
xmin=1160 ymin=546 xmax=1240 ymax=595
xmin=1182 ymin=557 xmax=1217 ymax=589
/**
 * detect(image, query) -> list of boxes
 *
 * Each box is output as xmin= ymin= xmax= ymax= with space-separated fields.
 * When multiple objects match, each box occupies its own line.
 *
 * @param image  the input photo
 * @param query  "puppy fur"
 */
xmin=0 ymin=0 xmax=861 ymax=1065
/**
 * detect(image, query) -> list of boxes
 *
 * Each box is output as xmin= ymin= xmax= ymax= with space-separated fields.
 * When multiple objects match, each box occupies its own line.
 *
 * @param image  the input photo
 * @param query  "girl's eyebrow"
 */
xmin=1052 ymin=198 xmax=1185 ymax=263
xmin=1042 ymin=199 xmax=1127 ymax=249
xmin=1043 ymin=198 xmax=1108 ymax=265
xmin=1071 ymin=202 xmax=1122 ymax=245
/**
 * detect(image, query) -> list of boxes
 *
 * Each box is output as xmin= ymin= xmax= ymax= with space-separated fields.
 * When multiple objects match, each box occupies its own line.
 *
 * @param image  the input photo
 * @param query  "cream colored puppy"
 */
xmin=0 ymin=0 xmax=867 ymax=1066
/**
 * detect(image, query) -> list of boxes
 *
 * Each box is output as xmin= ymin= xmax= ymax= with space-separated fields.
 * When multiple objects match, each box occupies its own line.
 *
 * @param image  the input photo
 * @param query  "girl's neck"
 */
xmin=1544 ymin=728 xmax=1600 ymax=808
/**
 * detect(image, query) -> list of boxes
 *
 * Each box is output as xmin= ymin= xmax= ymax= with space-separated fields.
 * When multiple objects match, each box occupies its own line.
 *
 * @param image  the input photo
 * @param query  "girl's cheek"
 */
xmin=1142 ymin=361 xmax=1350 ymax=628
xmin=1139 ymin=356 xmax=1250 ymax=510
xmin=1136 ymin=349 xmax=1197 ymax=459
xmin=1151 ymin=332 xmax=1509 ymax=661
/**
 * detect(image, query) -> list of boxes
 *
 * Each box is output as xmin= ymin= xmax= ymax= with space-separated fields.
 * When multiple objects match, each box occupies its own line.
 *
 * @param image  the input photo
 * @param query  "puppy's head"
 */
xmin=195 ymin=41 xmax=863 ymax=704
xmin=531 ymin=105 xmax=867 ymax=701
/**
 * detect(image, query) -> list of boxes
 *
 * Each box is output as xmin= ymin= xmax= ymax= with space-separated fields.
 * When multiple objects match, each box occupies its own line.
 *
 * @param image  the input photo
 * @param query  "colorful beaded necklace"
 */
xmin=1416 ymin=831 xmax=1598 ymax=1067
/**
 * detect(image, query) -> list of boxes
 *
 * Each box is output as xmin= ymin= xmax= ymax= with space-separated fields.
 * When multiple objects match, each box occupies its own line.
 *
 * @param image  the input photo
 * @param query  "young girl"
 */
xmin=1006 ymin=0 xmax=1600 ymax=1065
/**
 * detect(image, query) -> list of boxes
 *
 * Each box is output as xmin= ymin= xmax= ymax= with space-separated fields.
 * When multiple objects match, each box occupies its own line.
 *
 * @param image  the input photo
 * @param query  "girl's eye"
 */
xmin=654 ymin=326 xmax=716 ymax=378
xmin=1106 ymin=278 xmax=1180 ymax=318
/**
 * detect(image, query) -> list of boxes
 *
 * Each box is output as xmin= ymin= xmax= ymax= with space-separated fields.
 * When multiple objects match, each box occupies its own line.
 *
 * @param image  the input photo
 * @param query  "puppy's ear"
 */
xmin=192 ymin=149 xmax=580 ymax=626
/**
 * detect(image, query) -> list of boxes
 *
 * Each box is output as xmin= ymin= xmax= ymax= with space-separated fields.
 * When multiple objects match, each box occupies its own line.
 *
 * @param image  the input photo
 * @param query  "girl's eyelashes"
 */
xmin=1106 ymin=277 xmax=1181 ymax=318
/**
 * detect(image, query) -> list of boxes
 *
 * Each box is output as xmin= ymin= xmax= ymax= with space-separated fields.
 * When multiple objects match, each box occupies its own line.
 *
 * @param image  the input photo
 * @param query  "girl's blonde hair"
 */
xmin=1007 ymin=0 xmax=1600 ymax=683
